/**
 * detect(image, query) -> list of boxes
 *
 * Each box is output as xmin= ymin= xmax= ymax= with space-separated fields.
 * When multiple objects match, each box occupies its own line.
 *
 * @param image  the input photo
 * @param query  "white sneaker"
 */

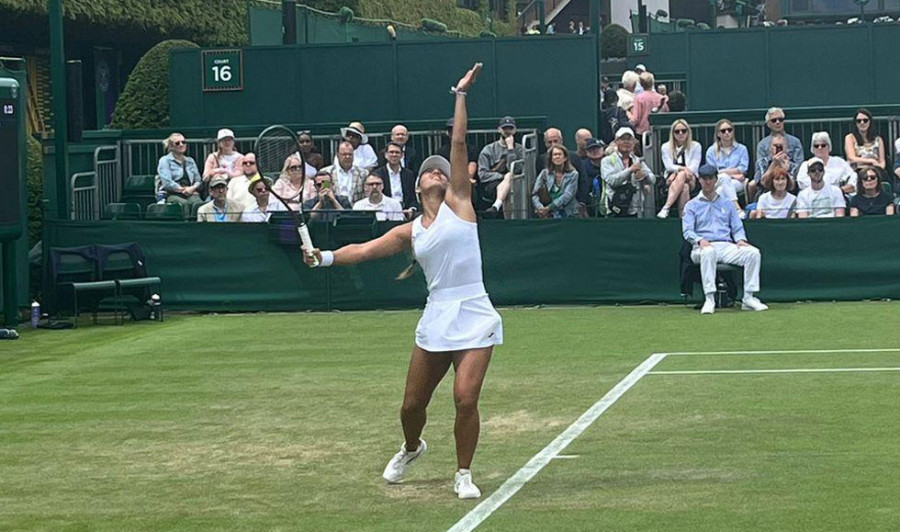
xmin=656 ymin=206 xmax=670 ymax=219
xmin=454 ymin=469 xmax=482 ymax=499
xmin=701 ymin=299 xmax=715 ymax=315
xmin=382 ymin=439 xmax=427 ymax=483
xmin=741 ymin=297 xmax=769 ymax=311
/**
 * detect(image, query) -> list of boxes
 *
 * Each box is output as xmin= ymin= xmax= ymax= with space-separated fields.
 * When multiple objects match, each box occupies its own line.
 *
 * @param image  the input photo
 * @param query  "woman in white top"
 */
xmin=843 ymin=108 xmax=886 ymax=170
xmin=202 ymin=128 xmax=244 ymax=186
xmin=796 ymin=131 xmax=856 ymax=195
xmin=303 ymin=64 xmax=498 ymax=500
xmin=657 ymin=119 xmax=700 ymax=218
xmin=752 ymin=168 xmax=795 ymax=219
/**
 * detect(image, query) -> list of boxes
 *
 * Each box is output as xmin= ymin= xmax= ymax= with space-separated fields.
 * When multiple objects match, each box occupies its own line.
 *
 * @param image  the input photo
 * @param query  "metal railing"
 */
xmin=95 ymin=145 xmax=120 ymax=210
xmin=70 ymin=172 xmax=99 ymax=220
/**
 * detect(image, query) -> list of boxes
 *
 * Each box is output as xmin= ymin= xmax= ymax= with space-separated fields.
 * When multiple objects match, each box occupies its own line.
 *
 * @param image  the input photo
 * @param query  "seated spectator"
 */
xmin=843 ymin=108 xmax=886 ymax=170
xmin=755 ymin=108 xmax=803 ymax=175
xmin=894 ymin=141 xmax=900 ymax=188
xmin=377 ymin=124 xmax=420 ymax=174
xmin=658 ymin=119 xmax=700 ymax=219
xmin=600 ymin=127 xmax=655 ymax=218
xmin=271 ymin=154 xmax=306 ymax=211
xmin=240 ymin=175 xmax=286 ymax=223
xmin=582 ymin=138 xmax=605 ymax=214
xmin=436 ymin=117 xmax=478 ymax=185
xmin=751 ymin=133 xmax=797 ymax=201
xmin=202 ymin=128 xmax=244 ymax=187
xmin=666 ymin=90 xmax=686 ymax=113
xmin=682 ymin=163 xmax=767 ymax=315
xmin=197 ymin=176 xmax=242 ymax=222
xmin=849 ymin=167 xmax=894 ymax=216
xmin=297 ymin=131 xmax=324 ymax=170
xmin=372 ymin=141 xmax=418 ymax=212
xmin=157 ymin=132 xmax=203 ymax=210
xmin=599 ymin=89 xmax=632 ymax=146
xmin=572 ymin=128 xmax=594 ymax=208
xmin=302 ymin=170 xmax=352 ymax=222
xmin=796 ymin=132 xmax=855 ymax=195
xmin=337 ymin=122 xmax=379 ymax=171
xmin=227 ymin=153 xmax=259 ymax=208
xmin=538 ymin=127 xmax=563 ymax=172
xmin=632 ymin=72 xmax=668 ymax=136
xmin=616 ymin=71 xmax=639 ymax=122
xmin=705 ymin=119 xmax=749 ymax=210
xmin=752 ymin=168 xmax=796 ymax=219
xmin=477 ymin=116 xmax=525 ymax=217
xmin=321 ymin=140 xmax=367 ymax=203
xmin=531 ymin=145 xmax=579 ymax=218
xmin=795 ymin=157 xmax=846 ymax=218
xmin=353 ymin=174 xmax=404 ymax=221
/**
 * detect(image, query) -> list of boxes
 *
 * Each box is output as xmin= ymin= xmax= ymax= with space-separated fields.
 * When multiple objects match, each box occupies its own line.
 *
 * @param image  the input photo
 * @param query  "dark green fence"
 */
xmin=633 ymin=24 xmax=900 ymax=111
xmin=168 ymin=36 xmax=599 ymax=140
xmin=44 ymin=216 xmax=900 ymax=313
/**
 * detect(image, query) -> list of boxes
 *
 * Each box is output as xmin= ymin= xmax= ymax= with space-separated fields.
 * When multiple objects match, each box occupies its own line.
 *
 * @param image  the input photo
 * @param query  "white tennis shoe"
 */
xmin=382 ymin=439 xmax=427 ymax=483
xmin=454 ymin=469 xmax=481 ymax=499
xmin=741 ymin=296 xmax=769 ymax=311
xmin=701 ymin=299 xmax=715 ymax=315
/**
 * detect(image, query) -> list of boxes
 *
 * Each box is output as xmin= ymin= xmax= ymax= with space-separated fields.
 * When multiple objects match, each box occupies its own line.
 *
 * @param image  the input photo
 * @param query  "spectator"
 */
xmin=894 ymin=139 xmax=900 ymax=187
xmin=599 ymin=89 xmax=631 ymax=146
xmin=372 ymin=141 xmax=418 ymax=212
xmin=228 ymin=153 xmax=259 ymax=208
xmin=666 ymin=90 xmax=686 ymax=113
xmin=844 ymin=108 xmax=886 ymax=170
xmin=353 ymin=174 xmax=404 ymax=221
xmin=755 ymin=108 xmax=804 ymax=174
xmin=658 ymin=119 xmax=701 ymax=219
xmin=202 ymin=128 xmax=244 ymax=185
xmin=682 ymin=163 xmax=767 ymax=315
xmin=572 ymin=128 xmax=594 ymax=209
xmin=752 ymin=168 xmax=796 ymax=219
xmin=795 ymin=157 xmax=846 ymax=218
xmin=240 ymin=175 xmax=286 ymax=223
xmin=477 ymin=116 xmax=524 ymax=217
xmin=537 ymin=127 xmax=564 ymax=172
xmin=197 ymin=176 xmax=242 ymax=222
xmin=338 ymin=122 xmax=379 ymax=171
xmin=531 ymin=145 xmax=579 ymax=218
xmin=600 ymin=127 xmax=655 ymax=217
xmin=617 ymin=71 xmax=639 ymax=121
xmin=436 ymin=117 xmax=478 ymax=185
xmin=271 ymin=154 xmax=306 ymax=211
xmin=751 ymin=133 xmax=797 ymax=201
xmin=582 ymin=138 xmax=605 ymax=214
xmin=632 ymin=72 xmax=668 ymax=136
xmin=378 ymin=124 xmax=420 ymax=174
xmin=303 ymin=170 xmax=352 ymax=222
xmin=796 ymin=132 xmax=855 ymax=195
xmin=297 ymin=131 xmax=325 ymax=170
xmin=322 ymin=140 xmax=367 ymax=203
xmin=849 ymin=167 xmax=894 ymax=216
xmin=705 ymin=119 xmax=749 ymax=210
xmin=633 ymin=64 xmax=647 ymax=94
xmin=157 ymin=132 xmax=203 ymax=210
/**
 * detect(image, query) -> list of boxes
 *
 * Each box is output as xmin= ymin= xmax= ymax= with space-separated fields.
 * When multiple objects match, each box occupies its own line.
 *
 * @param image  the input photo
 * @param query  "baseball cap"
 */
xmin=446 ymin=117 xmax=455 ymax=128
xmin=418 ymin=155 xmax=452 ymax=179
xmin=807 ymin=157 xmax=825 ymax=169
xmin=209 ymin=176 xmax=228 ymax=188
xmin=498 ymin=116 xmax=517 ymax=129
xmin=216 ymin=128 xmax=235 ymax=141
xmin=635 ymin=63 xmax=647 ymax=71
xmin=614 ymin=127 xmax=635 ymax=139
xmin=247 ymin=174 xmax=272 ymax=194
xmin=698 ymin=164 xmax=718 ymax=179
xmin=585 ymin=138 xmax=604 ymax=150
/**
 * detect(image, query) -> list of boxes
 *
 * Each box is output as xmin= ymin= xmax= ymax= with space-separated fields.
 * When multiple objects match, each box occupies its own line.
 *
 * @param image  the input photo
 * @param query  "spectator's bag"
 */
xmin=608 ymin=183 xmax=636 ymax=216
xmin=533 ymin=183 xmax=553 ymax=206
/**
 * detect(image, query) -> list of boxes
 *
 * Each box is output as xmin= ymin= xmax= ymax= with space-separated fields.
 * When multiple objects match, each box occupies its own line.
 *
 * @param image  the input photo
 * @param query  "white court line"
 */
xmin=446 ymin=353 xmax=667 ymax=532
xmin=650 ymin=367 xmax=900 ymax=375
xmin=667 ymin=348 xmax=900 ymax=356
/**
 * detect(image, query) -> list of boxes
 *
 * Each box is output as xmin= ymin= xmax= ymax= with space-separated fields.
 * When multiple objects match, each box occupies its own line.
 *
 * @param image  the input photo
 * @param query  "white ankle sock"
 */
xmin=705 ymin=293 xmax=715 ymax=304
xmin=491 ymin=200 xmax=503 ymax=210
xmin=458 ymin=468 xmax=471 ymax=475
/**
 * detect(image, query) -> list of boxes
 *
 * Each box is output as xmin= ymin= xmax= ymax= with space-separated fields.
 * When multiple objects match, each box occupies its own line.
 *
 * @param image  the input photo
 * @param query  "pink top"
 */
xmin=632 ymin=91 xmax=668 ymax=135
xmin=272 ymin=177 xmax=306 ymax=210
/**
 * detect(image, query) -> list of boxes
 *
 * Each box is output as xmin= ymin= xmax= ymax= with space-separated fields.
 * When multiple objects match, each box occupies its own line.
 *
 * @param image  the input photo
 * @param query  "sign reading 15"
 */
xmin=202 ymin=50 xmax=243 ymax=92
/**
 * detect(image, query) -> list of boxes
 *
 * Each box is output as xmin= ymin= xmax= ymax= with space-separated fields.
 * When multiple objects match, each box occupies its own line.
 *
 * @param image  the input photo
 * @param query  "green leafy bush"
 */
xmin=601 ymin=23 xmax=628 ymax=59
xmin=26 ymin=135 xmax=43 ymax=247
xmin=110 ymin=39 xmax=199 ymax=130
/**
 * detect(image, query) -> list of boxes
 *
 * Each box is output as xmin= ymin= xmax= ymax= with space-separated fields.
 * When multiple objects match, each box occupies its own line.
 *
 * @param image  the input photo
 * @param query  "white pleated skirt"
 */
xmin=415 ymin=282 xmax=503 ymax=353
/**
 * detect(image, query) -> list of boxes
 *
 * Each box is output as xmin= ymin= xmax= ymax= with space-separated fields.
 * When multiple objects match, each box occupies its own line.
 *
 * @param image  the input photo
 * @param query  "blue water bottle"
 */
xmin=31 ymin=300 xmax=40 ymax=328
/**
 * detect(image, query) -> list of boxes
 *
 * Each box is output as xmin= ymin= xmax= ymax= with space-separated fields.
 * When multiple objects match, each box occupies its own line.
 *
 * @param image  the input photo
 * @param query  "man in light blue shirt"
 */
xmin=683 ymin=165 xmax=768 ymax=315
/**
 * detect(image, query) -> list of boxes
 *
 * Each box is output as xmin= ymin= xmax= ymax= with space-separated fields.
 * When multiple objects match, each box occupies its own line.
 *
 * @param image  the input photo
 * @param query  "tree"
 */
xmin=600 ymin=23 xmax=628 ymax=59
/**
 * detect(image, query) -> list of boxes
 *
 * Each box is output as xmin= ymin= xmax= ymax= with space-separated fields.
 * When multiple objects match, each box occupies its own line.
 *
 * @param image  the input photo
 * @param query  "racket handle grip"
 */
xmin=298 ymin=225 xmax=319 ymax=267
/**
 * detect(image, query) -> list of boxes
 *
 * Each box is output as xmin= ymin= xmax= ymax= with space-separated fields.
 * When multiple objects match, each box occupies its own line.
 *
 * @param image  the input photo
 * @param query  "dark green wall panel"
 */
xmin=686 ymin=31 xmax=768 ymax=111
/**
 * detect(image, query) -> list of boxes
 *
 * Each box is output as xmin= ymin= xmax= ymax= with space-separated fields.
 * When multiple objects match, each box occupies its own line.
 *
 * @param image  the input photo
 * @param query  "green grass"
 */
xmin=1 ymin=302 xmax=898 ymax=531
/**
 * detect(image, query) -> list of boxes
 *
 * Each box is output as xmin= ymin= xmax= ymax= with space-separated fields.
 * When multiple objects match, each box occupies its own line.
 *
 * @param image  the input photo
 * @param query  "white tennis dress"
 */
xmin=411 ymin=202 xmax=503 ymax=352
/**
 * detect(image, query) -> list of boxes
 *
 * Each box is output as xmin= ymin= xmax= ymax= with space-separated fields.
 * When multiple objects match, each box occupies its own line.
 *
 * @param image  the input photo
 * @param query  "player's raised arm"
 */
xmin=445 ymin=63 xmax=482 ymax=211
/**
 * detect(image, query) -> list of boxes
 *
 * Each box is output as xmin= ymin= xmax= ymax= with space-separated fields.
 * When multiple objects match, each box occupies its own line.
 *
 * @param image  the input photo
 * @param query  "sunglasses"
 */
xmin=253 ymin=187 xmax=267 ymax=193
xmin=769 ymin=117 xmax=784 ymax=123
xmin=288 ymin=165 xmax=303 ymax=171
xmin=173 ymin=140 xmax=186 ymax=146
xmin=813 ymin=143 xmax=828 ymax=149
xmin=242 ymin=160 xmax=256 ymax=166
xmin=719 ymin=127 xmax=733 ymax=134
xmin=863 ymin=174 xmax=878 ymax=181
xmin=856 ymin=118 xmax=870 ymax=124
xmin=673 ymin=128 xmax=687 ymax=134
xmin=809 ymin=167 xmax=824 ymax=174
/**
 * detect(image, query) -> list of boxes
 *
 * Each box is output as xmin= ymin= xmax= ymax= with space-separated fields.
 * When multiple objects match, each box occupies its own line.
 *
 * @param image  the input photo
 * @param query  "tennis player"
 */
xmin=302 ymin=63 xmax=500 ymax=499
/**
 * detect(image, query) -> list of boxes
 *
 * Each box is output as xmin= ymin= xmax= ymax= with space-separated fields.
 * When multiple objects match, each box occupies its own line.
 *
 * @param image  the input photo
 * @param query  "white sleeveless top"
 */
xmin=411 ymin=202 xmax=484 ymax=294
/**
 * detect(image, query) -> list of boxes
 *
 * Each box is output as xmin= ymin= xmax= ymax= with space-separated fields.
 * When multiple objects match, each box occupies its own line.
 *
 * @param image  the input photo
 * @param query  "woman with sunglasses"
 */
xmin=849 ymin=168 xmax=894 ymax=216
xmin=157 ymin=132 xmax=203 ymax=210
xmin=843 ymin=108 xmax=886 ymax=170
xmin=202 ymin=128 xmax=244 ymax=184
xmin=272 ymin=154 xmax=307 ymax=211
xmin=705 ymin=119 xmax=748 ymax=215
xmin=796 ymin=131 xmax=856 ymax=195
xmin=657 ymin=119 xmax=700 ymax=218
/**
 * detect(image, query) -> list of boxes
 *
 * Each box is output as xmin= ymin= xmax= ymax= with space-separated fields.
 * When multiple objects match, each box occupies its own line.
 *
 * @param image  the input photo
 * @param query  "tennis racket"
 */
xmin=254 ymin=125 xmax=318 ymax=266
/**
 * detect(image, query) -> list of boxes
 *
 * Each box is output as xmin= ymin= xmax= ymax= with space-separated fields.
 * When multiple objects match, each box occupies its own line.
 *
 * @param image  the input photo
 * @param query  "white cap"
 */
xmin=635 ymin=64 xmax=647 ymax=71
xmin=216 ymin=128 xmax=235 ymax=141
xmin=615 ymin=127 xmax=636 ymax=139
xmin=807 ymin=157 xmax=825 ymax=168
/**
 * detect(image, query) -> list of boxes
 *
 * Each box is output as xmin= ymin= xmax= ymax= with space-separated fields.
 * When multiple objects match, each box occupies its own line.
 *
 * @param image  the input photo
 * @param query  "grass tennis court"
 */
xmin=2 ymin=302 xmax=898 ymax=531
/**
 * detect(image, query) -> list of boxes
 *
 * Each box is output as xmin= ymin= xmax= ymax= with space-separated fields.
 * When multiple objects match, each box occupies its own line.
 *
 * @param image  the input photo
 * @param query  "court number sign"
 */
xmin=628 ymin=34 xmax=649 ymax=56
xmin=202 ymin=50 xmax=243 ymax=92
